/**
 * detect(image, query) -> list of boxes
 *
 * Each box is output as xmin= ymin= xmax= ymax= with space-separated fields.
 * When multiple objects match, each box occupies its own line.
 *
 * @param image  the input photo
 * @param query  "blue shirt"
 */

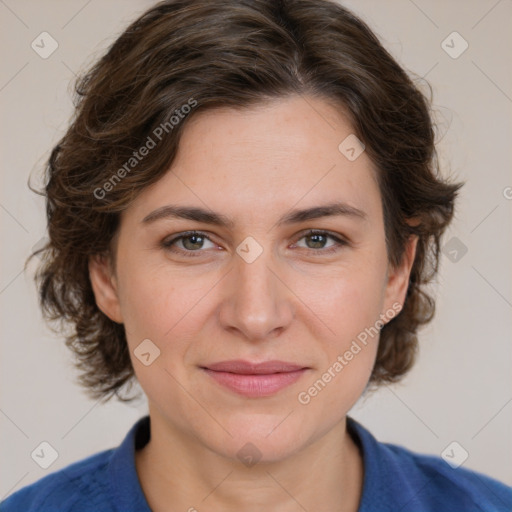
xmin=1 ymin=415 xmax=511 ymax=511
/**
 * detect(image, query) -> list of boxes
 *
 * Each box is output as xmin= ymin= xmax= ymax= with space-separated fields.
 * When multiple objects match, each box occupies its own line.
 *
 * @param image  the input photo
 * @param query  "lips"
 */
xmin=201 ymin=359 xmax=309 ymax=397
xmin=204 ymin=359 xmax=306 ymax=374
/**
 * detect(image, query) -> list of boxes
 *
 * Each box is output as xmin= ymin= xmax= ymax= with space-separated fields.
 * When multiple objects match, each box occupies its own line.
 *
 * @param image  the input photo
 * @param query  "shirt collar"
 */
xmin=108 ymin=414 xmax=385 ymax=512
xmin=108 ymin=415 xmax=152 ymax=512
xmin=347 ymin=415 xmax=411 ymax=511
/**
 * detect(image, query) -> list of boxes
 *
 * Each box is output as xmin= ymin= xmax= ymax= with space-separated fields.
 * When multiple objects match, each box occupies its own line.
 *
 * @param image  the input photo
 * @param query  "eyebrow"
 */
xmin=141 ymin=201 xmax=367 ymax=228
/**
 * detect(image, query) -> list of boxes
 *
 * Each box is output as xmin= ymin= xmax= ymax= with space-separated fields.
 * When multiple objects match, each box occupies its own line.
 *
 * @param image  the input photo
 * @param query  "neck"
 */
xmin=135 ymin=408 xmax=363 ymax=512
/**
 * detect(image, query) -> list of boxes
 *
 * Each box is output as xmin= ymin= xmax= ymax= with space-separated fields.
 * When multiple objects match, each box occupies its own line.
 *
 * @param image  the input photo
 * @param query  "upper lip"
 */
xmin=202 ymin=360 xmax=308 ymax=374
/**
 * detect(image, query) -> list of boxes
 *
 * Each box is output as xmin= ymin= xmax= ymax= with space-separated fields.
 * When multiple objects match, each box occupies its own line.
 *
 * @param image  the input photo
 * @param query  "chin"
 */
xmin=209 ymin=412 xmax=316 ymax=464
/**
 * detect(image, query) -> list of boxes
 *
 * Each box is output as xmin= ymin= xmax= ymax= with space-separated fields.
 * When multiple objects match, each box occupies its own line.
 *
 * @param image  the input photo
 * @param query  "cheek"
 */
xmin=293 ymin=248 xmax=388 ymax=405
xmin=294 ymin=246 xmax=388 ymax=343
xmin=116 ymin=240 xmax=194 ymax=333
xmin=117 ymin=255 xmax=220 ymax=367
xmin=116 ymin=263 xmax=203 ymax=412
xmin=294 ymin=295 xmax=382 ymax=432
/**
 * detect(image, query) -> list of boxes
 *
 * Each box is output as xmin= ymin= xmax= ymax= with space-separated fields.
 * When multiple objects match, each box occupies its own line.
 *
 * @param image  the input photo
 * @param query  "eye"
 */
xmin=161 ymin=231 xmax=218 ymax=257
xmin=292 ymin=229 xmax=348 ymax=255
xmin=161 ymin=229 xmax=348 ymax=258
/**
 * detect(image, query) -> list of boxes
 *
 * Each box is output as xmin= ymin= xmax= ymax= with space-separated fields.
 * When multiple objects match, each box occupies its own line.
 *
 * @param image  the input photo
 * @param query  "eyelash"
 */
xmin=161 ymin=229 xmax=348 ymax=258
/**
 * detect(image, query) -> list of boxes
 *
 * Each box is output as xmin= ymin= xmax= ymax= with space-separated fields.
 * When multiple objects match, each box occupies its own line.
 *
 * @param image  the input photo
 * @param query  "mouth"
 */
xmin=200 ymin=360 xmax=310 ymax=398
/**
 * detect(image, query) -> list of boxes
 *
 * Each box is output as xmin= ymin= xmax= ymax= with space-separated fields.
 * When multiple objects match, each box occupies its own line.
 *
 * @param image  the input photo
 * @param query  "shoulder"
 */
xmin=0 ymin=448 xmax=115 ymax=512
xmin=385 ymin=442 xmax=512 ymax=511
xmin=347 ymin=417 xmax=512 ymax=512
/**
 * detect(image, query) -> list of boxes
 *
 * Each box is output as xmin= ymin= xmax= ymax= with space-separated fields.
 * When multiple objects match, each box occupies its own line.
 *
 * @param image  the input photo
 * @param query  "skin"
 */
xmin=89 ymin=94 xmax=417 ymax=512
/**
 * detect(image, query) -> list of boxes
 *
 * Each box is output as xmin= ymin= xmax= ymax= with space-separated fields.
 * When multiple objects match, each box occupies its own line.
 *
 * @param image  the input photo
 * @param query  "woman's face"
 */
xmin=90 ymin=94 xmax=415 ymax=462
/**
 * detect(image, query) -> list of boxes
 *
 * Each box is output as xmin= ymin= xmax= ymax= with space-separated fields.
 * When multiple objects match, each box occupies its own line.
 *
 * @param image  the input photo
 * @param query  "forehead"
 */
xmin=125 ymin=95 xmax=382 ymax=227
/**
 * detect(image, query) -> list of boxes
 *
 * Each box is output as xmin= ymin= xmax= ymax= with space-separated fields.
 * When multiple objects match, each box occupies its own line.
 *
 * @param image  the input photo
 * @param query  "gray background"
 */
xmin=1 ymin=0 xmax=511 ymax=499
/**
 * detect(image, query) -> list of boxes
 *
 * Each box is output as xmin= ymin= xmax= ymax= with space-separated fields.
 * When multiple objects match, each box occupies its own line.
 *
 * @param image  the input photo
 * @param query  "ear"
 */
xmin=382 ymin=235 xmax=418 ymax=315
xmin=88 ymin=253 xmax=123 ymax=324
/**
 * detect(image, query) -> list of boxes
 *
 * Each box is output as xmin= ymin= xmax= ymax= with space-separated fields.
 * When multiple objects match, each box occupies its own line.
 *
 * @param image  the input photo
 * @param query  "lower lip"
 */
xmin=202 ymin=368 xmax=307 ymax=397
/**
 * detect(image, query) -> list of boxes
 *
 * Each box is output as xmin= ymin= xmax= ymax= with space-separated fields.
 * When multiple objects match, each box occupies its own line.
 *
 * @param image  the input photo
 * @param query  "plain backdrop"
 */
xmin=1 ymin=0 xmax=511 ymax=499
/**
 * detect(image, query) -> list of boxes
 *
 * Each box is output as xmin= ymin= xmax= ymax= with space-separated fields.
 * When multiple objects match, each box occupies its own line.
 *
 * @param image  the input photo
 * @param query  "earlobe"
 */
xmin=88 ymin=254 xmax=124 ymax=324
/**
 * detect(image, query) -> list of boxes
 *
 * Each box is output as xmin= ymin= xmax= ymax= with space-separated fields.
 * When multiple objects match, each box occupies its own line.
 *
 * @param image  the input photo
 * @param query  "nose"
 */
xmin=218 ymin=246 xmax=294 ymax=342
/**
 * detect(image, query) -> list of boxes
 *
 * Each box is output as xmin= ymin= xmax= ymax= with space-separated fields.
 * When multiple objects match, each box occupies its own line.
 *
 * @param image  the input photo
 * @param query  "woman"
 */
xmin=2 ymin=0 xmax=511 ymax=511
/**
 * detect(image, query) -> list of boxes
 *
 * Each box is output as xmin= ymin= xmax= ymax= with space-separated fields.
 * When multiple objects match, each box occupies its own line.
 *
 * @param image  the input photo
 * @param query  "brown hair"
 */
xmin=27 ymin=0 xmax=462 ymax=402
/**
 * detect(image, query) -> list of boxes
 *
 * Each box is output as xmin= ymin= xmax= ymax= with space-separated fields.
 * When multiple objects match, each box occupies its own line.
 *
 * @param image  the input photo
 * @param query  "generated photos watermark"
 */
xmin=297 ymin=302 xmax=402 ymax=405
xmin=93 ymin=98 xmax=198 ymax=200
